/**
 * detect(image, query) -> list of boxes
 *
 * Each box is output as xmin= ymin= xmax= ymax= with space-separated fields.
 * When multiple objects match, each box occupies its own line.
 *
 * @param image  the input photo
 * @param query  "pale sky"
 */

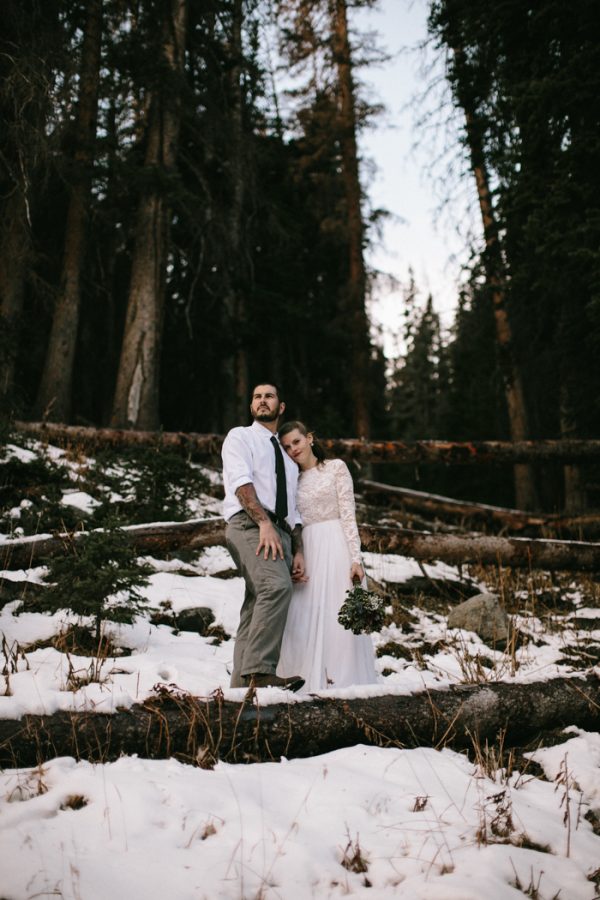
xmin=354 ymin=0 xmax=477 ymax=354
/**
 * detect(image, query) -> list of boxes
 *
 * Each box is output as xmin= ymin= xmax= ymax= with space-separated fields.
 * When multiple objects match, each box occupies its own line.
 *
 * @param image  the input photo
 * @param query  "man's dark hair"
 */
xmin=251 ymin=381 xmax=283 ymax=401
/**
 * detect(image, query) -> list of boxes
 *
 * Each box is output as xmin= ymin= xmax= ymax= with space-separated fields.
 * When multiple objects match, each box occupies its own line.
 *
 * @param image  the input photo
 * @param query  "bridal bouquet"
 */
xmin=337 ymin=584 xmax=387 ymax=635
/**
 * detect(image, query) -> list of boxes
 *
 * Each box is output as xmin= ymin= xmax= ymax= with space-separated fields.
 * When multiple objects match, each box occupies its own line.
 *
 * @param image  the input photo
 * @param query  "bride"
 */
xmin=276 ymin=421 xmax=378 ymax=691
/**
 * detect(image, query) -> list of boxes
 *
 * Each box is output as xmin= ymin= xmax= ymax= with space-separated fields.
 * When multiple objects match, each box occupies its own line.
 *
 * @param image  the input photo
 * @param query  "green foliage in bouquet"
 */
xmin=337 ymin=584 xmax=386 ymax=635
xmin=41 ymin=524 xmax=152 ymax=642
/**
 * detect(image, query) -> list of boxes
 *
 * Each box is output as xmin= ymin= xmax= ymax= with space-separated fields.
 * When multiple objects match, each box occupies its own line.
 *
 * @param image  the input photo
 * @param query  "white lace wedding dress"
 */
xmin=277 ymin=458 xmax=378 ymax=691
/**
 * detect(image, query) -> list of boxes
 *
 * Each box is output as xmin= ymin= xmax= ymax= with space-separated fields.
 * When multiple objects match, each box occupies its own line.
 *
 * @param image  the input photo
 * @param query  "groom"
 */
xmin=222 ymin=382 xmax=305 ymax=690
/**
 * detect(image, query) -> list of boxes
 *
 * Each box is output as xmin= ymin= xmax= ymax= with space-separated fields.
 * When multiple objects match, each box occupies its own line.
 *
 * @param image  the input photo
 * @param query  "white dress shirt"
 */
xmin=221 ymin=420 xmax=301 ymax=527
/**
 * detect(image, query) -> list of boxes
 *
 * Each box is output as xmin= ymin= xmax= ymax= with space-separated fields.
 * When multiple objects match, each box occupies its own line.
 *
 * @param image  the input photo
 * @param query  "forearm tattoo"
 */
xmin=235 ymin=483 xmax=269 ymax=525
xmin=291 ymin=524 xmax=303 ymax=555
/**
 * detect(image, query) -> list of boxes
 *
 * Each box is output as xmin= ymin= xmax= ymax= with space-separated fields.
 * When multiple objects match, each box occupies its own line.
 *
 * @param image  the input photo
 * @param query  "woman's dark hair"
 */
xmin=279 ymin=420 xmax=327 ymax=464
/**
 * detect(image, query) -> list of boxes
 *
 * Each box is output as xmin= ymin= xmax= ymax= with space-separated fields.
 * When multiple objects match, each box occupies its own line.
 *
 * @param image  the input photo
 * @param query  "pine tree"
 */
xmin=42 ymin=526 xmax=151 ymax=643
xmin=389 ymin=283 xmax=444 ymax=441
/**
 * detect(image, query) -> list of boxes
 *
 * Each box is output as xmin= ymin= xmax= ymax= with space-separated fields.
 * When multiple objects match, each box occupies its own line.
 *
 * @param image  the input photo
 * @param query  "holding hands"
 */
xmin=292 ymin=551 xmax=307 ymax=583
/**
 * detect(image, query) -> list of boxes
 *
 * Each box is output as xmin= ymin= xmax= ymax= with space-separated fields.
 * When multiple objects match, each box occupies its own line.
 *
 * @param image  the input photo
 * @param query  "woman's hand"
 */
xmin=292 ymin=551 xmax=308 ymax=583
xmin=350 ymin=562 xmax=365 ymax=584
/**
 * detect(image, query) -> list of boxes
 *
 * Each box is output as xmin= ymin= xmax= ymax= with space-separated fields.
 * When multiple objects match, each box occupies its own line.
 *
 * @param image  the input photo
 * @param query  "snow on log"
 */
xmin=12 ymin=421 xmax=600 ymax=464
xmin=0 ymin=675 xmax=598 ymax=768
xmin=2 ymin=520 xmax=600 ymax=571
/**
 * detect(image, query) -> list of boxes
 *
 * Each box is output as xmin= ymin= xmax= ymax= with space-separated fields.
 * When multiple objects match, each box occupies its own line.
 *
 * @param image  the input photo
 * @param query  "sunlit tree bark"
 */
xmin=110 ymin=0 xmax=187 ymax=430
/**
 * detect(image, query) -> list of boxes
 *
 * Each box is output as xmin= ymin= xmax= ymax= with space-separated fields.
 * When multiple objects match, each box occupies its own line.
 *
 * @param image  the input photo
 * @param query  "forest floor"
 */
xmin=0 ymin=437 xmax=599 ymax=899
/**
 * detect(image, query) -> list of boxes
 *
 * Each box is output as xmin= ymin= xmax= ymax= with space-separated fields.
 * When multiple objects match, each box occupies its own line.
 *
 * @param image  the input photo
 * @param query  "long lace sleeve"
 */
xmin=333 ymin=459 xmax=362 ymax=563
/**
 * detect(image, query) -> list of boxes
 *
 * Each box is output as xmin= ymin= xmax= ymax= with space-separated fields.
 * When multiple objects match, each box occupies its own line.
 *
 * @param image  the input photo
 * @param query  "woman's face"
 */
xmin=281 ymin=428 xmax=314 ymax=469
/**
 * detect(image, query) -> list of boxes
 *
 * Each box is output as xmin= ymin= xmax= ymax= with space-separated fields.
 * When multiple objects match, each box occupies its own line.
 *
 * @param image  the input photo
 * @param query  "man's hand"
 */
xmin=350 ymin=562 xmax=365 ymax=584
xmin=292 ymin=551 xmax=307 ymax=583
xmin=257 ymin=520 xmax=284 ymax=560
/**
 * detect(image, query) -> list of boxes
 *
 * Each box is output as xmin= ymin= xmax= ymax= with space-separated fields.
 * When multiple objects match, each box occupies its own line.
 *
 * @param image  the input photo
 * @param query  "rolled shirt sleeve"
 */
xmin=222 ymin=428 xmax=254 ymax=495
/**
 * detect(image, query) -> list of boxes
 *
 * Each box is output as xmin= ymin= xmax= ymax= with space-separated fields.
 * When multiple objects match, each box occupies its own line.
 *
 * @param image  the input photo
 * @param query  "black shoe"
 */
xmin=246 ymin=673 xmax=305 ymax=692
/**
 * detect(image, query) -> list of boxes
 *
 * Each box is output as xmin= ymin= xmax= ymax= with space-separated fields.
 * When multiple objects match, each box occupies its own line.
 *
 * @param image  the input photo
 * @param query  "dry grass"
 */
xmin=340 ymin=831 xmax=369 ymax=874
xmin=60 ymin=794 xmax=88 ymax=811
xmin=1 ymin=635 xmax=30 ymax=695
xmin=24 ymin=623 xmax=130 ymax=658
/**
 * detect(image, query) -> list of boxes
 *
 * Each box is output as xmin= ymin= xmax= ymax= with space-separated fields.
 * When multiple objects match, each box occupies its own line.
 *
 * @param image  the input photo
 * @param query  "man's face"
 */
xmin=250 ymin=385 xmax=284 ymax=423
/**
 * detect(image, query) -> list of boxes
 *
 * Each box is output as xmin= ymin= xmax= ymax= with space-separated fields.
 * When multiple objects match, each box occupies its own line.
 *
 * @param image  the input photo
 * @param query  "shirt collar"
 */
xmin=251 ymin=419 xmax=278 ymax=440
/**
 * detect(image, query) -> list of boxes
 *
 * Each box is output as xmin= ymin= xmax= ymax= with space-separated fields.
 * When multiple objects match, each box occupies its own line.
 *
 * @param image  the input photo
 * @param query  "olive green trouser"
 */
xmin=226 ymin=511 xmax=293 ymax=687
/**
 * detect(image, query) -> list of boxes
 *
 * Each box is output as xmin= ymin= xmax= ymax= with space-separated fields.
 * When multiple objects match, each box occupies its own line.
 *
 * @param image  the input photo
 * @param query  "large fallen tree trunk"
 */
xmin=0 ymin=675 xmax=598 ymax=768
xmin=0 ymin=517 xmax=226 ymax=570
xmin=2 ymin=518 xmax=600 ymax=571
xmin=12 ymin=421 xmax=224 ymax=457
xmin=360 ymin=480 xmax=600 ymax=538
xmin=12 ymin=421 xmax=600 ymax=465
xmin=359 ymin=525 xmax=600 ymax=571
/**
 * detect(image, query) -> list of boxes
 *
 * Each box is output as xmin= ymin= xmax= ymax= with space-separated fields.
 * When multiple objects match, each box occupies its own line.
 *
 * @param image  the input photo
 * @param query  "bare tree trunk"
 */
xmin=457 ymin=72 xmax=537 ymax=509
xmin=560 ymin=383 xmax=587 ymax=514
xmin=558 ymin=306 xmax=586 ymax=513
xmin=0 ymin=0 xmax=50 ymax=412
xmin=1 ymin=675 xmax=598 ymax=768
xmin=110 ymin=0 xmax=187 ymax=430
xmin=33 ymin=0 xmax=103 ymax=423
xmin=0 ymin=191 xmax=30 ymax=408
xmin=221 ymin=0 xmax=248 ymax=429
xmin=331 ymin=0 xmax=371 ymax=439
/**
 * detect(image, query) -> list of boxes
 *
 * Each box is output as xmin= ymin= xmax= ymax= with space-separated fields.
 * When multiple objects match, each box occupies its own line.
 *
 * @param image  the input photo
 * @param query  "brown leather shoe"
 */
xmin=246 ymin=673 xmax=305 ymax=692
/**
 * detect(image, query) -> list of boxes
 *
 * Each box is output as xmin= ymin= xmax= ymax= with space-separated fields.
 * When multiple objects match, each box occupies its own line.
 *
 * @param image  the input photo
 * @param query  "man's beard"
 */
xmin=254 ymin=409 xmax=279 ymax=422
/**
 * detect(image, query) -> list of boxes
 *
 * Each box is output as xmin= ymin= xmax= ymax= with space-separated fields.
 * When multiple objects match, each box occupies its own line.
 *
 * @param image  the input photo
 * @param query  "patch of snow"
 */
xmin=61 ymin=490 xmax=101 ymax=514
xmin=2 ymin=444 xmax=38 ymax=463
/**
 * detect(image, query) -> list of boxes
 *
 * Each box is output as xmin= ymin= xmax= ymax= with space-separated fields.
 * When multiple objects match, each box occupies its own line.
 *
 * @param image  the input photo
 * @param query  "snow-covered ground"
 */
xmin=1 ymin=438 xmax=599 ymax=898
xmin=2 ymin=736 xmax=599 ymax=900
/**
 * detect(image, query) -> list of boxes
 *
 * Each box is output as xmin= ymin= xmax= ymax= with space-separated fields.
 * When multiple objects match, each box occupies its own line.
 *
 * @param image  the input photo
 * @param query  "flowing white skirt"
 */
xmin=277 ymin=519 xmax=378 ymax=691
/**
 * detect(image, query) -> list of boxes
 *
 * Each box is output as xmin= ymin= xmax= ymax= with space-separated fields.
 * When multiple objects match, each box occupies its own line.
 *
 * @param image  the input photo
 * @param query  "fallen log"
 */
xmin=0 ymin=517 xmax=226 ymax=570
xmin=12 ymin=421 xmax=600 ymax=465
xmin=2 ymin=519 xmax=600 ymax=572
xmin=0 ymin=675 xmax=598 ymax=768
xmin=359 ymin=525 xmax=600 ymax=571
xmin=12 ymin=420 xmax=224 ymax=458
xmin=360 ymin=480 xmax=600 ymax=538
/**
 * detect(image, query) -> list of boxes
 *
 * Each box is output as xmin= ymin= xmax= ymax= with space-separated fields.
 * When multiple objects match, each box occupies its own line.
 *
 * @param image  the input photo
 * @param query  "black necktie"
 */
xmin=271 ymin=435 xmax=288 ymax=522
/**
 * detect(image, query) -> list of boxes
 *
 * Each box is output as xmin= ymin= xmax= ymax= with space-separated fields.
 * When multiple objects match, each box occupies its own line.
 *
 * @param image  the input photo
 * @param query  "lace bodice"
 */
xmin=297 ymin=459 xmax=362 ymax=563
